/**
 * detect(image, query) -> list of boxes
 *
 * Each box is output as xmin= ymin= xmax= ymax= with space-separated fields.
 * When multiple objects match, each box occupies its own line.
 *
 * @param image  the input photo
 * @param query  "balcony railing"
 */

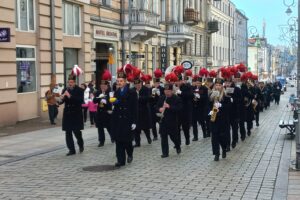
xmin=207 ymin=21 xmax=219 ymax=33
xmin=125 ymin=10 xmax=160 ymax=28
xmin=169 ymin=24 xmax=191 ymax=34
xmin=183 ymin=8 xmax=200 ymax=24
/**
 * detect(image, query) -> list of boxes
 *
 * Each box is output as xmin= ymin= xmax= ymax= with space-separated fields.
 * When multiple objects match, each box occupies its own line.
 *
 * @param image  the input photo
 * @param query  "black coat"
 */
xmin=210 ymin=95 xmax=231 ymax=135
xmin=192 ymin=85 xmax=209 ymax=121
xmin=177 ymin=83 xmax=194 ymax=125
xmin=149 ymin=86 xmax=164 ymax=122
xmin=61 ymin=85 xmax=84 ymax=131
xmin=111 ymin=85 xmax=138 ymax=142
xmin=241 ymin=84 xmax=255 ymax=122
xmin=93 ymin=89 xmax=112 ymax=128
xmin=226 ymin=85 xmax=242 ymax=120
xmin=156 ymin=94 xmax=182 ymax=134
xmin=136 ymin=86 xmax=152 ymax=130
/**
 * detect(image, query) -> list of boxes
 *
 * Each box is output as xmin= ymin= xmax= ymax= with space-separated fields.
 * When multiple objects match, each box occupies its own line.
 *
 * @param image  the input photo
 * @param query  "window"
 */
xmin=199 ymin=35 xmax=202 ymax=56
xmin=101 ymin=0 xmax=111 ymax=6
xmin=152 ymin=47 xmax=156 ymax=70
xmin=16 ymin=0 xmax=35 ymax=31
xmin=63 ymin=2 xmax=81 ymax=36
xmin=160 ymin=0 xmax=166 ymax=22
xmin=64 ymin=48 xmax=78 ymax=85
xmin=16 ymin=46 xmax=36 ymax=93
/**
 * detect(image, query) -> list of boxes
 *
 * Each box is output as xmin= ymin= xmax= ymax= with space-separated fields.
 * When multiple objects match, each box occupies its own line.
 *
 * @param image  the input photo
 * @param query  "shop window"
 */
xmin=15 ymin=0 xmax=35 ymax=31
xmin=64 ymin=48 xmax=79 ymax=85
xmin=16 ymin=46 xmax=36 ymax=93
xmin=62 ymin=2 xmax=81 ymax=36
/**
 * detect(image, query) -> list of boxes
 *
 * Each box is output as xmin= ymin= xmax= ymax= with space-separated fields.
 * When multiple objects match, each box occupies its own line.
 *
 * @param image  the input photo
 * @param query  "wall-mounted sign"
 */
xmin=181 ymin=61 xmax=193 ymax=70
xmin=126 ymin=54 xmax=144 ymax=59
xmin=160 ymin=46 xmax=168 ymax=72
xmin=94 ymin=27 xmax=119 ymax=41
xmin=0 ymin=28 xmax=10 ymax=42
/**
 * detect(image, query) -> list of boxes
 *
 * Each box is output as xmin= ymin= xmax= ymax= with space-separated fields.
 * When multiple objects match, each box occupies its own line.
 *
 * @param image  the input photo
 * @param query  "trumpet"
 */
xmin=156 ymin=97 xmax=167 ymax=122
xmin=210 ymin=106 xmax=219 ymax=122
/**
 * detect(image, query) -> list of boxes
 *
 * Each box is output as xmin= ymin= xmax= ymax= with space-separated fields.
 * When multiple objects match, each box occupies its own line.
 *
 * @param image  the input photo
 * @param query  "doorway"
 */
xmin=94 ymin=42 xmax=111 ymax=89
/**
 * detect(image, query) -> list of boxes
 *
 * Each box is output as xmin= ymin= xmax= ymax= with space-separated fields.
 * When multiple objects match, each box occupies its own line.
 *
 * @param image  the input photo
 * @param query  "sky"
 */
xmin=231 ymin=0 xmax=298 ymax=46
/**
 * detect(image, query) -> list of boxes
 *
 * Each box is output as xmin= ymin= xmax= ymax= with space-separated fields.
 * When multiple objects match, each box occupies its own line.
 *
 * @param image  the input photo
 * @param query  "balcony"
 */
xmin=167 ymin=24 xmax=194 ymax=46
xmin=183 ymin=8 xmax=200 ymax=25
xmin=124 ymin=9 xmax=161 ymax=41
xmin=207 ymin=21 xmax=219 ymax=34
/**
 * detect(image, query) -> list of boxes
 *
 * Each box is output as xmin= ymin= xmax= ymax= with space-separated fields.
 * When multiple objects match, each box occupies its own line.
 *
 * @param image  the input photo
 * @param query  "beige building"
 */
xmin=0 ymin=0 xmax=214 ymax=126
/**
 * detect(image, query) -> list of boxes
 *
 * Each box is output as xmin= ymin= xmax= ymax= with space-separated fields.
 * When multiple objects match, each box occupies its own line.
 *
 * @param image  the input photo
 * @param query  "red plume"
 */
xmin=146 ymin=74 xmax=152 ymax=82
xmin=173 ymin=65 xmax=184 ymax=75
xmin=241 ymin=74 xmax=248 ymax=82
xmin=127 ymin=74 xmax=135 ymax=82
xmin=102 ymin=70 xmax=112 ymax=81
xmin=154 ymin=68 xmax=163 ymax=78
xmin=192 ymin=74 xmax=199 ymax=81
xmin=132 ymin=67 xmax=141 ymax=78
xmin=230 ymin=66 xmax=238 ymax=76
xmin=209 ymin=70 xmax=217 ymax=78
xmin=199 ymin=68 xmax=209 ymax=77
xmin=124 ymin=64 xmax=133 ymax=75
xmin=237 ymin=63 xmax=247 ymax=72
xmin=165 ymin=72 xmax=179 ymax=82
xmin=252 ymin=74 xmax=258 ymax=80
xmin=185 ymin=69 xmax=193 ymax=77
xmin=221 ymin=68 xmax=231 ymax=79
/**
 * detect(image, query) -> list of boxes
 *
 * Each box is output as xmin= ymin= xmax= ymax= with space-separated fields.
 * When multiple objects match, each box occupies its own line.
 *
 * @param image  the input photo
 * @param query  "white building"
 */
xmin=234 ymin=9 xmax=248 ymax=65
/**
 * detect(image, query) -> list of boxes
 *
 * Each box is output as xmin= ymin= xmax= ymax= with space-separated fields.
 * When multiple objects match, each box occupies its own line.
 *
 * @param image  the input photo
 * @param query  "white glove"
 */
xmin=109 ymin=92 xmax=114 ymax=98
xmin=214 ymin=102 xmax=222 ymax=108
xmin=152 ymin=88 xmax=157 ymax=95
xmin=195 ymin=89 xmax=199 ymax=92
xmin=107 ymin=110 xmax=112 ymax=114
xmin=101 ymin=99 xmax=107 ymax=104
xmin=194 ymin=93 xmax=200 ymax=99
xmin=131 ymin=124 xmax=136 ymax=130
xmin=156 ymin=90 xmax=160 ymax=96
xmin=98 ymin=93 xmax=106 ymax=98
xmin=176 ymin=90 xmax=182 ymax=95
xmin=208 ymin=111 xmax=213 ymax=116
xmin=230 ymin=98 xmax=233 ymax=103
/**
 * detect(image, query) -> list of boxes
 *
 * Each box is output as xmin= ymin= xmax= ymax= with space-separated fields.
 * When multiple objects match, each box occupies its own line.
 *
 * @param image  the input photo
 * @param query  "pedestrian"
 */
xmin=45 ymin=83 xmax=60 ymax=125
xmin=82 ymin=93 xmax=97 ymax=127
xmin=209 ymin=77 xmax=231 ymax=161
xmin=80 ymin=83 xmax=89 ymax=123
xmin=156 ymin=76 xmax=182 ymax=158
xmin=111 ymin=64 xmax=138 ymax=167
xmin=61 ymin=68 xmax=84 ymax=156
xmin=149 ymin=69 xmax=164 ymax=141
xmin=133 ymin=74 xmax=152 ymax=147
xmin=93 ymin=69 xmax=114 ymax=147
xmin=273 ymin=81 xmax=282 ymax=105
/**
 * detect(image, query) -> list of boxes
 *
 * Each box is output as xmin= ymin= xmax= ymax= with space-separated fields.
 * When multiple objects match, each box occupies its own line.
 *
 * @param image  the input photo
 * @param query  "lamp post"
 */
xmin=248 ymin=26 xmax=259 ymax=76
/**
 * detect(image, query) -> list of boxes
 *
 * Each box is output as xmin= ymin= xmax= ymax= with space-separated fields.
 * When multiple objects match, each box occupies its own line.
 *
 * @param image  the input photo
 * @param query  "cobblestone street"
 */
xmin=0 ymin=89 xmax=297 ymax=200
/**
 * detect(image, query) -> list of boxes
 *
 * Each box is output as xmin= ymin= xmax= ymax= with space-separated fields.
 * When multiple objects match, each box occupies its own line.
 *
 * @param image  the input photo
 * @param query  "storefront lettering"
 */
xmin=94 ymin=27 xmax=119 ymax=41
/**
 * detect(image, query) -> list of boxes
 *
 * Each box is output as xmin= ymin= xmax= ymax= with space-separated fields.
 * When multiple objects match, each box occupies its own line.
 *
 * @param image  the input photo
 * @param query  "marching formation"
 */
xmin=55 ymin=63 xmax=282 ymax=167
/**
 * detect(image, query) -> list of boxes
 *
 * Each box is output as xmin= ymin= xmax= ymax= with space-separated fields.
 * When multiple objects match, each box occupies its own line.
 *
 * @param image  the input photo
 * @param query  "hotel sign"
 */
xmin=94 ymin=27 xmax=120 ymax=41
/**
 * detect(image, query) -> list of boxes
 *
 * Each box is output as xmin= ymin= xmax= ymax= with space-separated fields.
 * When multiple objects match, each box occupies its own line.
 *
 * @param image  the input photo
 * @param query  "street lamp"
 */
xmin=248 ymin=26 xmax=259 ymax=76
xmin=283 ymin=0 xmax=295 ymax=15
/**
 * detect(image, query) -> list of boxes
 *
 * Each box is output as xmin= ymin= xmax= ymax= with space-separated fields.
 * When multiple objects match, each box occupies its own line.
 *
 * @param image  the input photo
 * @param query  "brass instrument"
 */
xmin=157 ymin=97 xmax=167 ymax=122
xmin=210 ymin=106 xmax=219 ymax=122
xmin=252 ymin=99 xmax=258 ymax=111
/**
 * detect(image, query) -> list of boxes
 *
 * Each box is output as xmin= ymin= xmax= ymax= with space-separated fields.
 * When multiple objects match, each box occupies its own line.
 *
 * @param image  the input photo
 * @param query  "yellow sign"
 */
xmin=108 ymin=53 xmax=114 ymax=65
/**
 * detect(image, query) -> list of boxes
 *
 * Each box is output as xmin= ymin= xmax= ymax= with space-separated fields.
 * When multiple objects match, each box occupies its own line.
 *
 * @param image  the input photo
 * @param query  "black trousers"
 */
xmin=89 ymin=111 xmax=96 ymax=125
xmin=98 ymin=125 xmax=112 ymax=144
xmin=255 ymin=112 xmax=260 ymax=125
xmin=161 ymin=130 xmax=180 ymax=156
xmin=230 ymin=119 xmax=239 ymax=145
xmin=65 ymin=130 xmax=84 ymax=153
xmin=178 ymin=122 xmax=190 ymax=145
xmin=82 ymin=107 xmax=88 ymax=122
xmin=151 ymin=116 xmax=158 ymax=139
xmin=135 ymin=129 xmax=151 ymax=145
xmin=116 ymin=141 xmax=133 ymax=165
xmin=211 ymin=129 xmax=227 ymax=156
xmin=206 ymin=116 xmax=211 ymax=137
xmin=192 ymin=116 xmax=207 ymax=139
xmin=48 ymin=105 xmax=58 ymax=124
xmin=247 ymin=120 xmax=253 ymax=132
xmin=239 ymin=120 xmax=246 ymax=140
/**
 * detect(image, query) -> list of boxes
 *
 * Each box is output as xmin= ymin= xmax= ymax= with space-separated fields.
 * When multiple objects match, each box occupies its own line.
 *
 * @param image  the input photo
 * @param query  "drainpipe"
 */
xmin=121 ymin=0 xmax=125 ymax=65
xmin=50 ymin=0 xmax=56 ymax=82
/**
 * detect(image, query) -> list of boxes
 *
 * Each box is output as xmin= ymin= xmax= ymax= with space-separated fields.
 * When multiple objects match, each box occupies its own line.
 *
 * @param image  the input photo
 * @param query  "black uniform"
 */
xmin=156 ymin=94 xmax=182 ymax=156
xmin=210 ymin=94 xmax=231 ymax=158
xmin=226 ymin=84 xmax=242 ymax=148
xmin=61 ymin=85 xmax=84 ymax=154
xmin=149 ymin=86 xmax=164 ymax=140
xmin=134 ymin=85 xmax=152 ymax=146
xmin=192 ymin=85 xmax=209 ymax=140
xmin=111 ymin=85 xmax=138 ymax=166
xmin=205 ymin=85 xmax=213 ymax=137
xmin=93 ymin=89 xmax=113 ymax=145
xmin=253 ymin=85 xmax=263 ymax=126
xmin=177 ymin=83 xmax=194 ymax=145
xmin=241 ymin=84 xmax=255 ymax=136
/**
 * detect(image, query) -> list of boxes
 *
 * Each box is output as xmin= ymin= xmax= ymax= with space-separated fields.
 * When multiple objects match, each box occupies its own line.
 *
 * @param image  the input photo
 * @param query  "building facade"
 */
xmin=234 ymin=9 xmax=248 ymax=65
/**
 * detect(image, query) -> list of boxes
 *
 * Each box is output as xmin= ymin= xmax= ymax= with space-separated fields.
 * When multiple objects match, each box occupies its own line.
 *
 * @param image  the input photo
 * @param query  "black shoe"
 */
xmin=98 ymin=143 xmax=104 ymax=147
xmin=176 ymin=148 xmax=181 ymax=154
xmin=147 ymin=138 xmax=152 ymax=144
xmin=207 ymin=134 xmax=211 ymax=138
xmin=222 ymin=151 xmax=227 ymax=158
xmin=161 ymin=154 xmax=169 ymax=158
xmin=51 ymin=122 xmax=56 ymax=125
xmin=153 ymin=137 xmax=158 ymax=141
xmin=256 ymin=123 xmax=259 ymax=127
xmin=127 ymin=156 xmax=133 ymax=163
xmin=185 ymin=140 xmax=190 ymax=145
xmin=247 ymin=131 xmax=251 ymax=136
xmin=214 ymin=155 xmax=219 ymax=161
xmin=66 ymin=151 xmax=76 ymax=156
xmin=134 ymin=144 xmax=141 ymax=148
xmin=114 ymin=162 xmax=125 ymax=167
xmin=192 ymin=138 xmax=198 ymax=141
xmin=226 ymin=146 xmax=231 ymax=152
xmin=79 ymin=146 xmax=84 ymax=153
xmin=241 ymin=137 xmax=245 ymax=141
xmin=111 ymin=139 xmax=115 ymax=143
xmin=232 ymin=143 xmax=236 ymax=149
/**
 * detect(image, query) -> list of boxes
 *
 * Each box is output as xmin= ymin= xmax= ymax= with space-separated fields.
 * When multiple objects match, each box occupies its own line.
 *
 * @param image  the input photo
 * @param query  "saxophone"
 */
xmin=210 ymin=92 xmax=220 ymax=122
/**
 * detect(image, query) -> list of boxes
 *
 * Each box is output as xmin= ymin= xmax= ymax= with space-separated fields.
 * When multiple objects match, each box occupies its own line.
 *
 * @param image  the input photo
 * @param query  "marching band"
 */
xmin=60 ymin=64 xmax=282 ymax=167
